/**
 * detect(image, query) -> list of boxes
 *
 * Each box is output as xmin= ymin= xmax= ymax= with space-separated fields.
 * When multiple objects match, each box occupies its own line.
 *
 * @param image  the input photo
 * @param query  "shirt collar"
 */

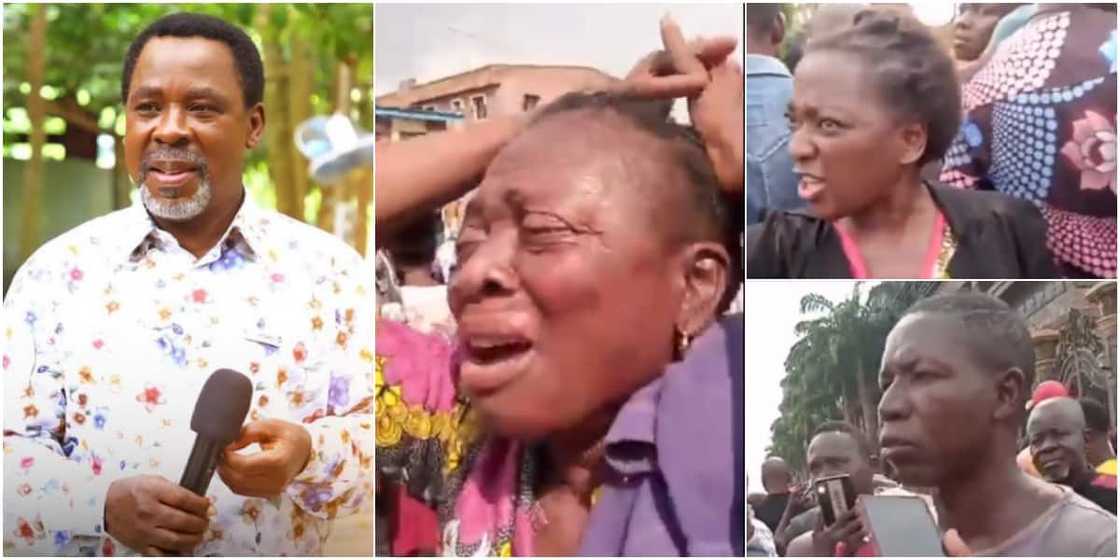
xmin=603 ymin=376 xmax=663 ymax=476
xmin=122 ymin=189 xmax=267 ymax=263
xmin=746 ymin=54 xmax=793 ymax=78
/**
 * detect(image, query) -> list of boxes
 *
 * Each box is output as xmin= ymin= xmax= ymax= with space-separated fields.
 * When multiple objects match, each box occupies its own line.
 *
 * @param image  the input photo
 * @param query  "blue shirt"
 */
xmin=746 ymin=54 xmax=801 ymax=225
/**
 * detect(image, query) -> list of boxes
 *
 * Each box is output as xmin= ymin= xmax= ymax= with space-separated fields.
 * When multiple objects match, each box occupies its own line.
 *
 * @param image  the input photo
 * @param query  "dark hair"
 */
xmin=806 ymin=9 xmax=961 ymax=165
xmin=958 ymin=3 xmax=1025 ymax=18
xmin=385 ymin=211 xmax=442 ymax=269
xmin=530 ymin=91 xmax=743 ymax=312
xmin=902 ymin=293 xmax=1035 ymax=410
xmin=812 ymin=420 xmax=874 ymax=460
xmin=1080 ymin=398 xmax=1111 ymax=433
xmin=747 ymin=4 xmax=784 ymax=35
xmin=783 ymin=31 xmax=807 ymax=73
xmin=122 ymin=13 xmax=264 ymax=108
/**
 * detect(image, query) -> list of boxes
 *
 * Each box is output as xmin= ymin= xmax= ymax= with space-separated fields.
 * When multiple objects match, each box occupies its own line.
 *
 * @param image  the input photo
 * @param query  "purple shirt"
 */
xmin=580 ymin=314 xmax=745 ymax=556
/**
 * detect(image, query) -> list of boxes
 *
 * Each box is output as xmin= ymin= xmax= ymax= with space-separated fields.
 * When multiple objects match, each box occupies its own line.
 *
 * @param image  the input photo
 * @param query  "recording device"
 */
xmin=857 ymin=494 xmax=944 ymax=556
xmin=815 ymin=474 xmax=856 ymax=526
xmin=179 ymin=369 xmax=253 ymax=496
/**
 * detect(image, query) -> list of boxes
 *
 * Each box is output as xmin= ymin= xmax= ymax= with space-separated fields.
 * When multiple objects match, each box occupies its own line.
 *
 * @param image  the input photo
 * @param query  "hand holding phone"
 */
xmin=811 ymin=508 xmax=866 ymax=557
xmin=857 ymin=495 xmax=945 ymax=556
xmin=815 ymin=474 xmax=857 ymax=526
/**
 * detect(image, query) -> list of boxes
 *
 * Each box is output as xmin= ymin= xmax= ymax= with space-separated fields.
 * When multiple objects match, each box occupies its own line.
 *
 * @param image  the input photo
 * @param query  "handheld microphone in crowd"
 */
xmin=179 ymin=369 xmax=253 ymax=496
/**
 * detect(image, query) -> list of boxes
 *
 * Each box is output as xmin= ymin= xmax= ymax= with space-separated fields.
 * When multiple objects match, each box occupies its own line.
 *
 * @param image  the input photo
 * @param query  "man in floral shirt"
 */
xmin=2 ymin=13 xmax=373 ymax=556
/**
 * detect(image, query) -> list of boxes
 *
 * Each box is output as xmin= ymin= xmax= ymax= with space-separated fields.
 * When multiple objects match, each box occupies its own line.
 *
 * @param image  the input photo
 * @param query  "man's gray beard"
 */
xmin=140 ymin=179 xmax=212 ymax=222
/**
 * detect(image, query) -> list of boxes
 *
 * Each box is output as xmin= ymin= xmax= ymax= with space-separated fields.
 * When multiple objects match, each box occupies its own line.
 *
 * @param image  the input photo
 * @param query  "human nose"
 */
xmin=153 ymin=105 xmax=190 ymax=146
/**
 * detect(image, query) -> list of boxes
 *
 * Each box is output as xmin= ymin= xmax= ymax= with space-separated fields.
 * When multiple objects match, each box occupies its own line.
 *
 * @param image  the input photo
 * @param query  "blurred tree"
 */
xmin=17 ymin=4 xmax=46 ymax=264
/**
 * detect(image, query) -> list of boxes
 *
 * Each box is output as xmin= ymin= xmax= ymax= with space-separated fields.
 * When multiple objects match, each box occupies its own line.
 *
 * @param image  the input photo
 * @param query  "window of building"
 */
xmin=422 ymin=105 xmax=436 ymax=112
xmin=471 ymin=95 xmax=488 ymax=120
xmin=450 ymin=99 xmax=464 ymax=115
xmin=522 ymin=94 xmax=541 ymax=112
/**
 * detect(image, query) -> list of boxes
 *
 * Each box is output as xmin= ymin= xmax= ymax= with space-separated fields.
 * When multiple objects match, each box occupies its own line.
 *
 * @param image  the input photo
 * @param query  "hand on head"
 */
xmin=613 ymin=17 xmax=737 ymax=99
xmin=218 ymin=418 xmax=312 ymax=498
xmin=612 ymin=16 xmax=743 ymax=194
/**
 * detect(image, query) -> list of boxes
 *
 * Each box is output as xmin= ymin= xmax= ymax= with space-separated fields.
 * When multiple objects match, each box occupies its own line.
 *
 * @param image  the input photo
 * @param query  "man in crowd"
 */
xmin=1081 ymin=397 xmax=1117 ymax=476
xmin=745 ymin=3 xmax=798 ymax=225
xmin=1017 ymin=380 xmax=1071 ymax=478
xmin=951 ymin=3 xmax=1023 ymax=62
xmin=747 ymin=474 xmax=779 ymax=557
xmin=782 ymin=422 xmax=883 ymax=556
xmin=880 ymin=293 xmax=1115 ymax=556
xmin=3 ymin=13 xmax=373 ymax=555
xmin=379 ymin=211 xmax=454 ymax=337
xmin=755 ymin=456 xmax=795 ymax=533
xmin=1028 ymin=397 xmax=1117 ymax=514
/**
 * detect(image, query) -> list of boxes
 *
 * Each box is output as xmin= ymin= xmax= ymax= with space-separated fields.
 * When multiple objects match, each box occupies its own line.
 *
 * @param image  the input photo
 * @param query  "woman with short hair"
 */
xmin=748 ymin=10 xmax=1057 ymax=279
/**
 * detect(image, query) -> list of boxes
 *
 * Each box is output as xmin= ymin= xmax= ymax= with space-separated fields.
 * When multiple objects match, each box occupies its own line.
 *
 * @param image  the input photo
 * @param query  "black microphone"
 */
xmin=179 ymin=369 xmax=253 ymax=496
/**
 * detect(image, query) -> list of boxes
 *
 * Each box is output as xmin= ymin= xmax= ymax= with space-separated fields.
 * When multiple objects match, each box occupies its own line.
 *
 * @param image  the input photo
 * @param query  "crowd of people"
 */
xmin=749 ymin=292 xmax=1117 ymax=557
xmin=3 ymin=2 xmax=1114 ymax=558
xmin=746 ymin=3 xmax=1117 ymax=278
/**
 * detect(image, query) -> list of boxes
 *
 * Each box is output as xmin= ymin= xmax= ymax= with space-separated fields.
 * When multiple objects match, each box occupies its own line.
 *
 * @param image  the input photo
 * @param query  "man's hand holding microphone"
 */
xmin=103 ymin=369 xmax=311 ymax=556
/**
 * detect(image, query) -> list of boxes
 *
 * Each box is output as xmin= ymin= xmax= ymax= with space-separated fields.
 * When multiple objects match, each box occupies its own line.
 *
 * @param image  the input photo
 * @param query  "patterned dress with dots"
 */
xmin=942 ymin=6 xmax=1117 ymax=278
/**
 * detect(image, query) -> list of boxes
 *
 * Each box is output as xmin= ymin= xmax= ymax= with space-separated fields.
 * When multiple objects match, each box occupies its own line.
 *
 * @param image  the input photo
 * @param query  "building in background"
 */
xmin=375 ymin=64 xmax=615 ymax=263
xmin=936 ymin=281 xmax=1116 ymax=427
xmin=375 ymin=64 xmax=614 ymax=125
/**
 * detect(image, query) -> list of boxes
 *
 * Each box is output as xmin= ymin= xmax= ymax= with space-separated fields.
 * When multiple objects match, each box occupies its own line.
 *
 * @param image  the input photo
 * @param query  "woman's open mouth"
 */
xmin=796 ymin=172 xmax=826 ymax=202
xmin=459 ymin=335 xmax=535 ymax=395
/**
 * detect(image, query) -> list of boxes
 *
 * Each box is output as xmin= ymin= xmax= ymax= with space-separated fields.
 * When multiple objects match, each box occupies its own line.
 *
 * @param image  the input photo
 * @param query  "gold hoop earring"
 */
xmin=676 ymin=328 xmax=692 ymax=357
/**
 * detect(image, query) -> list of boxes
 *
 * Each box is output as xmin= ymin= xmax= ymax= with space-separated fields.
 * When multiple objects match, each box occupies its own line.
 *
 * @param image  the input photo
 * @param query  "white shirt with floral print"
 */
xmin=3 ymin=194 xmax=373 ymax=555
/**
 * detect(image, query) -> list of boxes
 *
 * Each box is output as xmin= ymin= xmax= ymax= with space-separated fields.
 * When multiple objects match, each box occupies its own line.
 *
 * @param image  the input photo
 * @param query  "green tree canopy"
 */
xmin=768 ymin=282 xmax=939 ymax=475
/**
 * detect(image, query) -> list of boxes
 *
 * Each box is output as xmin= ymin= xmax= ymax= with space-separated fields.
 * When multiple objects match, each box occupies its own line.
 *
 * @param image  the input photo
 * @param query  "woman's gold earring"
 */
xmin=676 ymin=328 xmax=692 ymax=357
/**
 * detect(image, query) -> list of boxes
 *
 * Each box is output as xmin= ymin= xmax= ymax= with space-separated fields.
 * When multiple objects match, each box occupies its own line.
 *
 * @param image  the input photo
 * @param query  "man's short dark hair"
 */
xmin=783 ymin=31 xmax=808 ymax=73
xmin=812 ymin=420 xmax=874 ymax=460
xmin=902 ymin=293 xmax=1036 ymax=410
xmin=806 ymin=9 xmax=961 ymax=165
xmin=385 ymin=211 xmax=441 ymax=269
xmin=1080 ymin=398 xmax=1111 ymax=434
xmin=122 ymin=12 xmax=264 ymax=108
xmin=747 ymin=4 xmax=785 ymax=35
xmin=530 ymin=91 xmax=743 ymax=312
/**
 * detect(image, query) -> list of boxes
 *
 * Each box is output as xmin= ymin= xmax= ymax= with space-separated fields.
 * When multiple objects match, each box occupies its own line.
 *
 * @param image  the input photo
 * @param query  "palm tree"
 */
xmin=792 ymin=284 xmax=879 ymax=433
xmin=768 ymin=282 xmax=940 ymax=470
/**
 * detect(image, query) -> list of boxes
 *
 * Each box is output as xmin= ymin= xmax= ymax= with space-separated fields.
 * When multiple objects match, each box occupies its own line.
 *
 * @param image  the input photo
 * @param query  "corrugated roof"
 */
xmin=375 ymin=107 xmax=464 ymax=122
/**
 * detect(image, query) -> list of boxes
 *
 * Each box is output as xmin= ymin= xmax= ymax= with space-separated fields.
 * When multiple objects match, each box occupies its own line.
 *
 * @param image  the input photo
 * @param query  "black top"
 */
xmin=1072 ymin=473 xmax=1117 ymax=515
xmin=746 ymin=182 xmax=1059 ymax=279
xmin=755 ymin=492 xmax=791 ymax=533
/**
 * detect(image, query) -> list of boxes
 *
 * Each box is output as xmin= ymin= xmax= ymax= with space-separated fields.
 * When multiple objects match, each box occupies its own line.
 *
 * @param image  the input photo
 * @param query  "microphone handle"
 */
xmin=168 ymin=436 xmax=223 ymax=556
xmin=179 ymin=436 xmax=223 ymax=496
